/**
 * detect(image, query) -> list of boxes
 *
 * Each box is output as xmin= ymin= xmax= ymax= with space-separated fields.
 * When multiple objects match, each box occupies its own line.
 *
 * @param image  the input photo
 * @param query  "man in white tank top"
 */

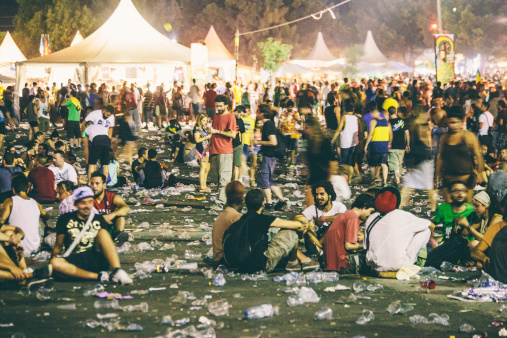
xmin=335 ymin=99 xmax=360 ymax=182
xmin=0 ymin=174 xmax=50 ymax=255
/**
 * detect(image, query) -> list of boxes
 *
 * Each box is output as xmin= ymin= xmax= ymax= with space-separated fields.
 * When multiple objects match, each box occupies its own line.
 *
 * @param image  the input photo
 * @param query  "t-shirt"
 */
xmin=479 ymin=111 xmax=494 ymax=136
xmin=489 ymin=225 xmax=507 ymax=283
xmin=203 ymin=90 xmax=217 ymax=108
xmin=433 ymin=203 xmax=474 ymax=239
xmin=212 ymin=207 xmax=242 ymax=262
xmin=243 ymin=212 xmax=277 ymax=272
xmin=85 ymin=110 xmax=115 ymax=132
xmin=210 ymin=113 xmax=236 ymax=155
xmin=124 ymin=92 xmax=137 ymax=109
xmin=390 ymin=117 xmax=406 ymax=150
xmin=242 ymin=116 xmax=255 ymax=146
xmin=324 ymin=105 xmax=339 ymax=130
xmin=302 ymin=201 xmax=347 ymax=236
xmin=131 ymin=159 xmax=142 ymax=183
xmin=143 ymin=160 xmax=163 ymax=189
xmin=0 ymin=166 xmax=23 ymax=194
xmin=261 ymin=120 xmax=277 ymax=157
xmin=232 ymin=117 xmax=245 ymax=148
xmin=482 ymin=221 xmax=507 ymax=247
xmin=324 ymin=210 xmax=360 ymax=271
xmin=49 ymin=163 xmax=78 ymax=185
xmin=85 ymin=124 xmax=108 ymax=142
xmin=28 ymin=167 xmax=56 ymax=202
xmin=56 ymin=212 xmax=109 ymax=255
xmin=64 ymin=100 xmax=80 ymax=121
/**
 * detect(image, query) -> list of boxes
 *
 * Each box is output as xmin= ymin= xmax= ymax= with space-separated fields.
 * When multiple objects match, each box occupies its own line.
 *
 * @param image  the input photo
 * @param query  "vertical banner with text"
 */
xmin=434 ymin=34 xmax=455 ymax=84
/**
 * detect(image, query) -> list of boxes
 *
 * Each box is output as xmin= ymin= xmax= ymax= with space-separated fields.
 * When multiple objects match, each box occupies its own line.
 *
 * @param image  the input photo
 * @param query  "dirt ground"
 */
xmin=0 ymin=123 xmax=505 ymax=338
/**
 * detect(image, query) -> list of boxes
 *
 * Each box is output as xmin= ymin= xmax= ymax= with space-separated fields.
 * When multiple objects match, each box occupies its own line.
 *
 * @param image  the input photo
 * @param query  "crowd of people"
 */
xmin=0 ymin=74 xmax=507 ymax=289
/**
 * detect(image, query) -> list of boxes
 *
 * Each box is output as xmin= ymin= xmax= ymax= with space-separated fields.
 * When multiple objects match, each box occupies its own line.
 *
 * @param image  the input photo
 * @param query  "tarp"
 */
xmin=70 ymin=31 xmax=83 ymax=47
xmin=0 ymin=32 xmax=26 ymax=65
xmin=22 ymin=0 xmax=190 ymax=65
xmin=382 ymin=60 xmax=414 ymax=73
xmin=361 ymin=30 xmax=389 ymax=65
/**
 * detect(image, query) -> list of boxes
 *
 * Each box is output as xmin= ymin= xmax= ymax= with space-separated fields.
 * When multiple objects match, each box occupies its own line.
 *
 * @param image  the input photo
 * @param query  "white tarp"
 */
xmin=70 ymin=31 xmax=83 ymax=47
xmin=0 ymin=32 xmax=26 ymax=65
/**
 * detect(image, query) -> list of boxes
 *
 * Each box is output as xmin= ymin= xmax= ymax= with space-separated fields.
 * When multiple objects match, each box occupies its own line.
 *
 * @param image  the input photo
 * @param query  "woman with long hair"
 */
xmin=193 ymin=113 xmax=212 ymax=192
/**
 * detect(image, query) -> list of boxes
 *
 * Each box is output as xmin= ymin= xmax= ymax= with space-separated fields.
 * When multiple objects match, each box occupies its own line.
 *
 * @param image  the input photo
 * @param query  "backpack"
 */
xmin=222 ymin=213 xmax=258 ymax=271
xmin=273 ymin=128 xmax=287 ymax=159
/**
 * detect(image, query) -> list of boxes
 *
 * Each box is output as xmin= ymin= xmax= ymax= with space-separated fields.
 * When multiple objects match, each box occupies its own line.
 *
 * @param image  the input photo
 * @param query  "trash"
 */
xmin=460 ymin=323 xmax=475 ymax=333
xmin=386 ymin=301 xmax=414 ymax=315
xmin=84 ymin=284 xmax=105 ymax=297
xmin=492 ymin=321 xmax=504 ymax=327
xmin=10 ymin=333 xmax=25 ymax=338
xmin=33 ymin=251 xmax=52 ymax=262
xmin=286 ymin=274 xmax=306 ymax=286
xmin=500 ymin=328 xmax=507 ymax=336
xmin=366 ymin=283 xmax=383 ymax=292
xmin=125 ymin=324 xmax=143 ymax=331
xmin=0 ymin=323 xmax=14 ymax=327
xmin=94 ymin=292 xmax=133 ymax=300
xmin=241 ymin=271 xmax=268 ymax=281
xmin=356 ymin=309 xmax=374 ymax=324
xmin=122 ymin=302 xmax=149 ymax=312
xmin=353 ymin=281 xmax=366 ymax=293
xmin=162 ymin=315 xmax=190 ymax=326
xmin=56 ymin=303 xmax=77 ymax=310
xmin=420 ymin=280 xmax=437 ymax=290
xmin=314 ymin=307 xmax=333 ymax=320
xmin=298 ymin=287 xmax=320 ymax=303
xmin=211 ymin=273 xmax=226 ymax=287
xmin=116 ymin=242 xmax=131 ymax=254
xmin=185 ymin=250 xmax=201 ymax=259
xmin=501 ymin=305 xmax=507 ymax=313
xmin=410 ymin=315 xmax=429 ymax=325
xmin=244 ymin=304 xmax=279 ymax=319
xmin=396 ymin=265 xmax=422 ymax=280
xmin=287 ymin=295 xmax=304 ymax=307
xmin=273 ymin=273 xmax=299 ymax=283
xmin=324 ymin=284 xmax=351 ymax=292
xmin=149 ymin=287 xmax=166 ymax=292
xmin=306 ymin=271 xmax=339 ymax=284
xmin=208 ymin=299 xmax=229 ymax=317
xmin=410 ymin=313 xmax=449 ymax=326
xmin=171 ymin=291 xmax=194 ymax=304
xmin=198 ymin=316 xmax=216 ymax=328
xmin=94 ymin=299 xmax=119 ymax=309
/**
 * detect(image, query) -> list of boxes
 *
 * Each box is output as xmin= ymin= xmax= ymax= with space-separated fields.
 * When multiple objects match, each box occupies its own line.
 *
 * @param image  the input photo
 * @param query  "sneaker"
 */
xmin=286 ymin=260 xmax=300 ymax=271
xmin=264 ymin=203 xmax=274 ymax=210
xmin=32 ymin=264 xmax=52 ymax=280
xmin=98 ymin=271 xmax=110 ymax=283
xmin=114 ymin=231 xmax=129 ymax=246
xmin=110 ymin=268 xmax=133 ymax=285
xmin=27 ymin=277 xmax=53 ymax=294
xmin=274 ymin=201 xmax=287 ymax=211
xmin=301 ymin=260 xmax=321 ymax=271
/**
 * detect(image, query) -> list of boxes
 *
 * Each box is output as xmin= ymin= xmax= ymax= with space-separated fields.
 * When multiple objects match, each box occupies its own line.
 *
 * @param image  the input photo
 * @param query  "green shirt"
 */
xmin=64 ymin=100 xmax=80 ymax=121
xmin=433 ymin=203 xmax=474 ymax=239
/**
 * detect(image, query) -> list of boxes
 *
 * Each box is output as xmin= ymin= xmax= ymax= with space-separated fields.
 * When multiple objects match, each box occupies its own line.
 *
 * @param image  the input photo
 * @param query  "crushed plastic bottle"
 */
xmin=212 ymin=273 xmax=226 ymax=287
xmin=386 ymin=301 xmax=414 ymax=315
xmin=314 ymin=307 xmax=333 ymax=320
xmin=460 ymin=323 xmax=475 ymax=333
xmin=287 ymin=295 xmax=304 ymax=307
xmin=208 ymin=299 xmax=229 ymax=317
xmin=306 ymin=271 xmax=339 ymax=284
xmin=273 ymin=273 xmax=299 ymax=283
xmin=36 ymin=289 xmax=51 ymax=301
xmin=353 ymin=281 xmax=366 ymax=293
xmin=116 ymin=242 xmax=131 ymax=254
xmin=244 ymin=304 xmax=279 ymax=319
xmin=83 ymin=284 xmax=105 ymax=297
xmin=429 ymin=313 xmax=449 ymax=326
xmin=56 ymin=303 xmax=76 ymax=310
xmin=94 ymin=299 xmax=119 ymax=309
xmin=185 ymin=250 xmax=201 ymax=259
xmin=356 ymin=309 xmax=374 ymax=324
xmin=410 ymin=315 xmax=429 ymax=325
xmin=286 ymin=274 xmax=306 ymax=286
xmin=122 ymin=302 xmax=149 ymax=313
xmin=298 ymin=286 xmax=320 ymax=303
xmin=501 ymin=305 xmax=507 ymax=313
xmin=366 ymin=283 xmax=383 ymax=292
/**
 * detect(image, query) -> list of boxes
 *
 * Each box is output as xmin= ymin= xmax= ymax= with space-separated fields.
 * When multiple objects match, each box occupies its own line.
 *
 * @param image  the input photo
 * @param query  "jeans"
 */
xmin=143 ymin=107 xmax=153 ymax=125
xmin=129 ymin=106 xmax=140 ymax=128
xmin=192 ymin=103 xmax=200 ymax=116
xmin=210 ymin=153 xmax=233 ymax=206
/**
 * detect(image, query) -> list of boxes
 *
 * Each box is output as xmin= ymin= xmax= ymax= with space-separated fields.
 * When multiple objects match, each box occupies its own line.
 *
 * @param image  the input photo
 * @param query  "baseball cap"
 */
xmin=73 ymin=186 xmax=94 ymax=202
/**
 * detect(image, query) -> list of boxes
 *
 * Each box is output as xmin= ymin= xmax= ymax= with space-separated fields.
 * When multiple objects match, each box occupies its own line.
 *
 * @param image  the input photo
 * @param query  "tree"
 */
xmin=343 ymin=44 xmax=364 ymax=79
xmin=258 ymin=37 xmax=292 ymax=73
xmin=0 ymin=32 xmax=6 ymax=45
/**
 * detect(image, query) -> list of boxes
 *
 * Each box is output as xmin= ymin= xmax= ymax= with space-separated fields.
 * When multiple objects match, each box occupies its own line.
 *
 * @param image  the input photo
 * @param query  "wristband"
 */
xmin=321 ymin=216 xmax=325 ymax=223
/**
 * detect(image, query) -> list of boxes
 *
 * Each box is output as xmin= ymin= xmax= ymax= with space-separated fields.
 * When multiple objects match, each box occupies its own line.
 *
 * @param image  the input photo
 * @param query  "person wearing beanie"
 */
xmin=364 ymin=186 xmax=432 ymax=277
xmin=212 ymin=181 xmax=246 ymax=264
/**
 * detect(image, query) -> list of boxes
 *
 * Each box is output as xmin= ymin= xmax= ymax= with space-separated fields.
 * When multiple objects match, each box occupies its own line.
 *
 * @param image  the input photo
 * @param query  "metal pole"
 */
xmin=434 ymin=35 xmax=438 ymax=82
xmin=437 ymin=0 xmax=443 ymax=34
xmin=235 ymin=29 xmax=239 ymax=82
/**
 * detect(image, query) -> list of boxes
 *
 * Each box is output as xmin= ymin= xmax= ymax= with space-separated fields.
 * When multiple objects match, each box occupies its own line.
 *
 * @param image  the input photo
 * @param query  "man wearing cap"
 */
xmin=49 ymin=186 xmax=132 ymax=284
xmin=364 ymin=186 xmax=432 ymax=276
xmin=212 ymin=181 xmax=245 ymax=264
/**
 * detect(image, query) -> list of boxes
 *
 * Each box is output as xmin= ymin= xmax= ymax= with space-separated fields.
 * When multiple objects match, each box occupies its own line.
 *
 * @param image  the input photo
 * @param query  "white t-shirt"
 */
xmin=303 ymin=201 xmax=347 ymax=234
xmin=189 ymin=85 xmax=200 ymax=103
xmin=85 ymin=124 xmax=106 ymax=142
xmin=49 ymin=162 xmax=78 ymax=185
xmin=85 ymin=110 xmax=115 ymax=134
xmin=364 ymin=209 xmax=431 ymax=272
xmin=479 ymin=111 xmax=494 ymax=136
xmin=37 ymin=99 xmax=49 ymax=119
xmin=330 ymin=175 xmax=351 ymax=202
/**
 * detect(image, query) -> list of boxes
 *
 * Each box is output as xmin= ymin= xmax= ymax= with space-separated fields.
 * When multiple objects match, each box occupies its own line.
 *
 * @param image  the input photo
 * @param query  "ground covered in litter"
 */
xmin=1 ymin=124 xmax=506 ymax=338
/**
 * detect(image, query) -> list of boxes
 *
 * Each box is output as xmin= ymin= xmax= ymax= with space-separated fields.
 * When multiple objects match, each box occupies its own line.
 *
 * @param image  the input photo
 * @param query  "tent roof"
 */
xmin=0 ymin=32 xmax=26 ymax=64
xmin=204 ymin=26 xmax=234 ymax=61
xmin=361 ymin=30 xmax=389 ymax=64
xmin=70 ymin=31 xmax=83 ymax=46
xmin=382 ymin=60 xmax=414 ymax=73
xmin=306 ymin=32 xmax=337 ymax=62
xmin=23 ymin=0 xmax=190 ymax=65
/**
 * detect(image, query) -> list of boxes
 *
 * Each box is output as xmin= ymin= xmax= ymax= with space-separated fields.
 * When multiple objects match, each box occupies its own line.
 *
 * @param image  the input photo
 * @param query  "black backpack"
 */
xmin=222 ymin=213 xmax=258 ymax=271
xmin=273 ymin=128 xmax=287 ymax=159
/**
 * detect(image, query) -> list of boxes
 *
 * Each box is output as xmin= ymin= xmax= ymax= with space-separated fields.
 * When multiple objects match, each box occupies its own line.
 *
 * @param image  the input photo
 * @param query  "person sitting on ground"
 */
xmin=97 ymin=149 xmax=125 ymax=188
xmin=454 ymin=191 xmax=503 ymax=250
xmin=175 ymin=131 xmax=197 ymax=164
xmin=131 ymin=147 xmax=148 ymax=186
xmin=0 ymin=175 xmax=50 ymax=255
xmin=433 ymin=181 xmax=474 ymax=241
xmin=27 ymin=155 xmax=56 ymax=204
xmin=53 ymin=141 xmax=67 ymax=153
xmin=48 ymin=150 xmax=77 ymax=186
xmin=56 ymin=181 xmax=76 ymax=215
xmin=324 ymin=193 xmax=375 ymax=273
xmin=330 ymin=165 xmax=352 ymax=203
xmin=37 ymin=143 xmax=50 ymax=157
xmin=90 ymin=172 xmax=130 ymax=243
xmin=212 ymin=181 xmax=245 ymax=264
xmin=140 ymin=148 xmax=168 ymax=189
xmin=47 ymin=130 xmax=62 ymax=151
xmin=50 ymin=186 xmax=132 ymax=284
xmin=0 ymin=153 xmax=25 ymax=203
xmin=364 ymin=186 xmax=432 ymax=277
xmin=223 ymin=189 xmax=311 ymax=273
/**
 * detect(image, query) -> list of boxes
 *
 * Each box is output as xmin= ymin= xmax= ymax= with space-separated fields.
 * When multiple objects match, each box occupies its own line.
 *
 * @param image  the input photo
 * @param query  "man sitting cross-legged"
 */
xmin=50 ymin=186 xmax=132 ymax=284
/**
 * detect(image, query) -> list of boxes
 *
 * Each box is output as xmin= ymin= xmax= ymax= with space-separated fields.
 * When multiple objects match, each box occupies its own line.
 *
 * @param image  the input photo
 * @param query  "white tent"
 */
xmin=70 ymin=31 xmax=83 ymax=46
xmin=361 ymin=30 xmax=389 ymax=65
xmin=0 ymin=31 xmax=26 ymax=65
xmin=381 ymin=60 xmax=414 ymax=73
xmin=17 ymin=0 xmax=191 ymax=91
xmin=292 ymin=32 xmax=342 ymax=69
xmin=204 ymin=26 xmax=235 ymax=81
xmin=274 ymin=63 xmax=311 ymax=77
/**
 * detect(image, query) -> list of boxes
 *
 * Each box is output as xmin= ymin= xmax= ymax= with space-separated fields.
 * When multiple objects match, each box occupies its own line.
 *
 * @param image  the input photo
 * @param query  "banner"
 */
xmin=434 ymin=34 xmax=454 ymax=84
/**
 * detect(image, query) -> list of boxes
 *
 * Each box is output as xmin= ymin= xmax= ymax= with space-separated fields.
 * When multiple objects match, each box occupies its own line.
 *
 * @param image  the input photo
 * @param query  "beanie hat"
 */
xmin=473 ymin=191 xmax=491 ymax=208
xmin=374 ymin=186 xmax=401 ymax=214
xmin=226 ymin=181 xmax=246 ymax=202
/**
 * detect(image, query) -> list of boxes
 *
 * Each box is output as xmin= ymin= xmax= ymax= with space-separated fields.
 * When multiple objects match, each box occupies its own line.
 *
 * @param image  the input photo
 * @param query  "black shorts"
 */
xmin=368 ymin=152 xmax=388 ymax=167
xmin=89 ymin=135 xmax=111 ymax=165
xmin=284 ymin=135 xmax=298 ymax=151
xmin=29 ymin=121 xmax=38 ymax=128
xmin=64 ymin=249 xmax=109 ymax=273
xmin=0 ymin=122 xmax=6 ymax=135
xmin=67 ymin=120 xmax=81 ymax=139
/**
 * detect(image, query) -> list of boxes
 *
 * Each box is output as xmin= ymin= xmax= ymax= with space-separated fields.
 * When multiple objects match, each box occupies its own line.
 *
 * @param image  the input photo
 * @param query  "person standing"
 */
xmin=364 ymin=108 xmax=391 ymax=186
xmin=232 ymin=106 xmax=246 ymax=181
xmin=123 ymin=87 xmax=140 ymax=129
xmin=203 ymin=84 xmax=217 ymax=119
xmin=189 ymin=79 xmax=201 ymax=118
xmin=387 ymin=106 xmax=409 ymax=186
xmin=478 ymin=101 xmax=494 ymax=156
xmin=209 ymin=95 xmax=236 ymax=210
xmin=193 ymin=114 xmax=212 ymax=192
xmin=335 ymin=99 xmax=360 ymax=182
xmin=61 ymin=91 xmax=81 ymax=149
xmin=142 ymin=83 xmax=154 ymax=129
xmin=37 ymin=90 xmax=50 ymax=134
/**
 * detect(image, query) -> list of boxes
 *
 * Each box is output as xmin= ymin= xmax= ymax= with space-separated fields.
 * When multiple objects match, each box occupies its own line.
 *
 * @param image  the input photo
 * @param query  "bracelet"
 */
xmin=321 ymin=216 xmax=325 ymax=223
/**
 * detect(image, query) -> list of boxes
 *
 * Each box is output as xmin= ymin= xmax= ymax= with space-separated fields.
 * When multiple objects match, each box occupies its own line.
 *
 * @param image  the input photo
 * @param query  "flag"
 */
xmin=39 ymin=35 xmax=44 ymax=56
xmin=476 ymin=70 xmax=482 ymax=84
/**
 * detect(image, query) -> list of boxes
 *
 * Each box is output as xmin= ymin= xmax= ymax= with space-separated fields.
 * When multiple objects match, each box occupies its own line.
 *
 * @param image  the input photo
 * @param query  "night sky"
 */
xmin=0 ymin=0 xmax=18 ymax=31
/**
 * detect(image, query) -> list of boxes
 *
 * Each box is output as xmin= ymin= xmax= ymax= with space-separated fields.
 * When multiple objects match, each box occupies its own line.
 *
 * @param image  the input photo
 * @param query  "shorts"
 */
xmin=387 ymin=149 xmax=405 ymax=172
xmin=243 ymin=144 xmax=250 ymax=158
xmin=0 ymin=122 xmax=6 ymax=135
xmin=258 ymin=156 xmax=277 ymax=189
xmin=368 ymin=152 xmax=388 ymax=167
xmin=196 ymin=149 xmax=209 ymax=159
xmin=251 ymin=145 xmax=261 ymax=156
xmin=233 ymin=144 xmax=243 ymax=167
xmin=38 ymin=117 xmax=49 ymax=133
xmin=403 ymin=159 xmax=434 ymax=190
xmin=264 ymin=230 xmax=298 ymax=272
xmin=285 ymin=135 xmax=298 ymax=151
xmin=89 ymin=137 xmax=111 ymax=165
xmin=341 ymin=146 xmax=356 ymax=166
xmin=64 ymin=248 xmax=110 ymax=273
xmin=29 ymin=120 xmax=38 ymax=128
xmin=66 ymin=120 xmax=81 ymax=139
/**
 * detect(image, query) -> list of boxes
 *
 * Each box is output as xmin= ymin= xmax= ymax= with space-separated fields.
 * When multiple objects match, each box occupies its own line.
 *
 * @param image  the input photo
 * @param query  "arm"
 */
xmin=271 ymin=218 xmax=307 ymax=232
xmin=470 ymin=239 xmax=490 ymax=267
xmin=388 ymin=121 xmax=393 ymax=147
xmin=52 ymin=234 xmax=65 ymax=257
xmin=103 ymin=195 xmax=130 ymax=224
xmin=405 ymin=129 xmax=410 ymax=153
xmin=211 ymin=129 xmax=236 ymax=139
xmin=364 ymin=119 xmax=377 ymax=153
xmin=0 ymin=198 xmax=13 ymax=227
xmin=60 ymin=99 xmax=69 ymax=107
xmin=257 ymin=134 xmax=277 ymax=146
xmin=193 ymin=131 xmax=211 ymax=144
xmin=434 ymin=134 xmax=446 ymax=184
xmin=345 ymin=241 xmax=362 ymax=251
xmin=108 ymin=127 xmax=113 ymax=139
xmin=468 ymin=131 xmax=484 ymax=175
xmin=333 ymin=116 xmax=346 ymax=142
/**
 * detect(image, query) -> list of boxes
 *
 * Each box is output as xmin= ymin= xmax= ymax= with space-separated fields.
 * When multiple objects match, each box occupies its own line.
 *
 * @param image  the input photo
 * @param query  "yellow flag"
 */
xmin=476 ymin=70 xmax=482 ymax=84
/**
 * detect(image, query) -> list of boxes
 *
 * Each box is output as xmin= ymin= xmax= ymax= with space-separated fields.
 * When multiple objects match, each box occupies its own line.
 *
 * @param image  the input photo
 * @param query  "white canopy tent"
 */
xmin=361 ymin=31 xmax=389 ymax=65
xmin=274 ymin=63 xmax=311 ymax=77
xmin=0 ymin=32 xmax=27 ymax=82
xmin=70 ymin=31 xmax=83 ymax=46
xmin=204 ymin=26 xmax=235 ymax=81
xmin=381 ymin=60 xmax=414 ymax=73
xmin=16 ymin=0 xmax=191 ymax=93
xmin=291 ymin=32 xmax=342 ymax=69
xmin=358 ymin=31 xmax=413 ymax=74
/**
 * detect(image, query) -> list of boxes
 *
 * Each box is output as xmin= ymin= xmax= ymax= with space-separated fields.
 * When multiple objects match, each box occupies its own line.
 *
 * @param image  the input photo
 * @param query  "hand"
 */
xmin=10 ymin=266 xmax=27 ymax=281
xmin=455 ymin=216 xmax=469 ymax=228
xmin=357 ymin=231 xmax=364 ymax=242
xmin=210 ymin=128 xmax=217 ymax=134
xmin=405 ymin=145 xmax=410 ymax=153
xmin=102 ymin=214 xmax=115 ymax=225
xmin=9 ymin=233 xmax=21 ymax=246
xmin=364 ymin=145 xmax=368 ymax=154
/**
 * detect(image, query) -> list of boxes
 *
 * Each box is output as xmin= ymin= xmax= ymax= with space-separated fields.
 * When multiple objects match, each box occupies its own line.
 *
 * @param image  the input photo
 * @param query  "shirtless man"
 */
xmin=430 ymin=95 xmax=447 ymax=157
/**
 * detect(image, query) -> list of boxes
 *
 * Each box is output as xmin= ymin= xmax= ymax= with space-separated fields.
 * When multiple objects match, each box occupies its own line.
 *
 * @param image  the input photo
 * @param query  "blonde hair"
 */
xmin=196 ymin=113 xmax=208 ymax=128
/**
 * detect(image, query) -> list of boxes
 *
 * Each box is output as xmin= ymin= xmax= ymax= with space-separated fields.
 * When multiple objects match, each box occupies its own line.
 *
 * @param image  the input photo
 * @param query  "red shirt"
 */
xmin=28 ymin=167 xmax=56 ymax=202
xmin=93 ymin=191 xmax=116 ymax=214
xmin=324 ymin=210 xmax=359 ymax=271
xmin=203 ymin=90 xmax=217 ymax=108
xmin=210 ymin=113 xmax=237 ymax=155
